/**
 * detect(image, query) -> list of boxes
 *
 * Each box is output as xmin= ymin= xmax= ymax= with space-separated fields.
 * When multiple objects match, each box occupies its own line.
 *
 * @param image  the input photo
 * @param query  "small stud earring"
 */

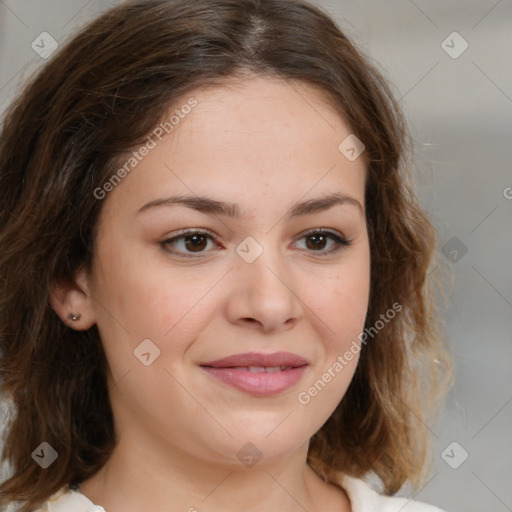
xmin=68 ymin=313 xmax=81 ymax=321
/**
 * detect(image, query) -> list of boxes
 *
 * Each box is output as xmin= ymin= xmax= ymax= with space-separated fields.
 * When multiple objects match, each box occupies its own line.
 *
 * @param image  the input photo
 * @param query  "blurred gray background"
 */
xmin=1 ymin=1 xmax=511 ymax=511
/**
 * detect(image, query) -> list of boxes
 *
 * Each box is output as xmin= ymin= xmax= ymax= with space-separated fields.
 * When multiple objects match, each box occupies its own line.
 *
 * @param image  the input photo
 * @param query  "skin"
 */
xmin=51 ymin=74 xmax=370 ymax=512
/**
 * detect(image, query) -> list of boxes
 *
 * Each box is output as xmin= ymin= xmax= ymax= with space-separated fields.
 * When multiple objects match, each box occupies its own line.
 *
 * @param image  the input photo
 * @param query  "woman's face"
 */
xmin=84 ymin=75 xmax=370 ymax=467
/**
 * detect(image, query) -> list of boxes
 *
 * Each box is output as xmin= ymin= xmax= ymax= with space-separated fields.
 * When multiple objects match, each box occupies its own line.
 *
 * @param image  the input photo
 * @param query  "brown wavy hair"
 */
xmin=0 ymin=0 xmax=451 ymax=510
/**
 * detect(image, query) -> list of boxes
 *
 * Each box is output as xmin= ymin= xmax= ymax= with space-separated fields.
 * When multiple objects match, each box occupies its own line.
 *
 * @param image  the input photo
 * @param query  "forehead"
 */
xmin=175 ymin=75 xmax=354 ymax=155
xmin=99 ymin=75 xmax=367 ymax=221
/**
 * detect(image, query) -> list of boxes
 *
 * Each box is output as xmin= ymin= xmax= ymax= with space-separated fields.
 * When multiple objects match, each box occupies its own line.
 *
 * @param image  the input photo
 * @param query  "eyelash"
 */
xmin=160 ymin=228 xmax=352 ymax=258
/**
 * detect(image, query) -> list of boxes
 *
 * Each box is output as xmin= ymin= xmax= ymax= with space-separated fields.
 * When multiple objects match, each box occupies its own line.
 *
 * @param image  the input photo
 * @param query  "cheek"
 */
xmin=316 ymin=255 xmax=370 ymax=347
xmin=91 ymin=241 xmax=217 ymax=367
xmin=294 ymin=266 xmax=369 ymax=430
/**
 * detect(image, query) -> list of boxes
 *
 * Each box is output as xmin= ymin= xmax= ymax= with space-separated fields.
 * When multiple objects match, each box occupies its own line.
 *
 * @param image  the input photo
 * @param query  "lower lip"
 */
xmin=201 ymin=366 xmax=308 ymax=397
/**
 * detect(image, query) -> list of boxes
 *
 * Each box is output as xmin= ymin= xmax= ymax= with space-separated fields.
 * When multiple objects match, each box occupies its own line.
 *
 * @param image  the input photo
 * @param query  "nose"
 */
xmin=225 ymin=242 xmax=304 ymax=333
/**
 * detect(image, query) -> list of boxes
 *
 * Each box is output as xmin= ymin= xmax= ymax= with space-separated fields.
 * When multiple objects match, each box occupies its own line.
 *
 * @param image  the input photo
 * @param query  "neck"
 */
xmin=79 ymin=434 xmax=350 ymax=512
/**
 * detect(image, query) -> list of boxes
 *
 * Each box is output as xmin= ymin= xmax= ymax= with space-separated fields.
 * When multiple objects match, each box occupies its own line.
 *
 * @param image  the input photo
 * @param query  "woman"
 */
xmin=0 ymin=0 xmax=451 ymax=510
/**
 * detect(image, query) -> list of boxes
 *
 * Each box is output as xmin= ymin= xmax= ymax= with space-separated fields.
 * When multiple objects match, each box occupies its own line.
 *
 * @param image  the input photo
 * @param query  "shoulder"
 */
xmin=4 ymin=476 xmax=446 ymax=512
xmin=332 ymin=473 xmax=446 ymax=512
xmin=4 ymin=487 xmax=105 ymax=512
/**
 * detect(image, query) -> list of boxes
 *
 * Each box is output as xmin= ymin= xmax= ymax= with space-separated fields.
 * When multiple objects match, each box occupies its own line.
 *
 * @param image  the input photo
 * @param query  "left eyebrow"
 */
xmin=136 ymin=192 xmax=364 ymax=218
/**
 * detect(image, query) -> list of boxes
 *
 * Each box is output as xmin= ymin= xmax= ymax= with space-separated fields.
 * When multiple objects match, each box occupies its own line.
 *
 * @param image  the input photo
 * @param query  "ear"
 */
xmin=49 ymin=266 xmax=96 ymax=331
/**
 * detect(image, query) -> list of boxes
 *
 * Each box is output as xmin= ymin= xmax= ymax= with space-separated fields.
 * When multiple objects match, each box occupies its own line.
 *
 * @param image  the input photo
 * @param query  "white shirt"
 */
xmin=7 ymin=474 xmax=445 ymax=511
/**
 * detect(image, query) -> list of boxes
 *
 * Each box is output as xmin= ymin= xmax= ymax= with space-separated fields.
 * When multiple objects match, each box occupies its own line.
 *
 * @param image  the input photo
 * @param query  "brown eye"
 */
xmin=161 ymin=230 xmax=218 ymax=256
xmin=305 ymin=233 xmax=328 ymax=251
xmin=295 ymin=229 xmax=351 ymax=255
xmin=184 ymin=234 xmax=208 ymax=252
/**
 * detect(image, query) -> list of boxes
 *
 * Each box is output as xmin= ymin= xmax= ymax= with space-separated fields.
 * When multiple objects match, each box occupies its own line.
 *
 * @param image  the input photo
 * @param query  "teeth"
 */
xmin=248 ymin=366 xmax=266 ymax=373
xmin=245 ymin=366 xmax=291 ymax=373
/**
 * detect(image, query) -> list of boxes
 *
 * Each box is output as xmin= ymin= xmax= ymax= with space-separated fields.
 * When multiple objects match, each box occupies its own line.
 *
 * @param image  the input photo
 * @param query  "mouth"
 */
xmin=199 ymin=352 xmax=309 ymax=397
xmin=218 ymin=365 xmax=297 ymax=372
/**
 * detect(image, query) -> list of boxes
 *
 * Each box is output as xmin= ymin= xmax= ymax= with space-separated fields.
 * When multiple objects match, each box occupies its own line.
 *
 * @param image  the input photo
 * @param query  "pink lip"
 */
xmin=200 ymin=352 xmax=309 ymax=397
xmin=201 ymin=351 xmax=309 ymax=368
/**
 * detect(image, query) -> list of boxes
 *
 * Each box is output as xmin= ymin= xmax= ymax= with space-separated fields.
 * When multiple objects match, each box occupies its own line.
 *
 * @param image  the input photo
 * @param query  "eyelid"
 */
xmin=296 ymin=227 xmax=349 ymax=242
xmin=168 ymin=227 xmax=216 ymax=239
xmin=160 ymin=228 xmax=221 ymax=258
xmin=292 ymin=228 xmax=351 ymax=253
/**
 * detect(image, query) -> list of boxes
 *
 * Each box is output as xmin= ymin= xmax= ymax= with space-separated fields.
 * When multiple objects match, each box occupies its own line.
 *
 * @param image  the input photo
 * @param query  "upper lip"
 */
xmin=200 ymin=352 xmax=309 ymax=368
